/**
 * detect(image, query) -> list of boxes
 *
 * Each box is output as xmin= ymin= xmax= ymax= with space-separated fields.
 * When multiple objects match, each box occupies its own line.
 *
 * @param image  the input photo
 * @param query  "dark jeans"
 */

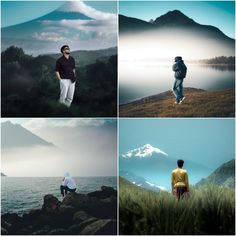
xmin=60 ymin=185 xmax=76 ymax=197
xmin=173 ymin=79 xmax=184 ymax=102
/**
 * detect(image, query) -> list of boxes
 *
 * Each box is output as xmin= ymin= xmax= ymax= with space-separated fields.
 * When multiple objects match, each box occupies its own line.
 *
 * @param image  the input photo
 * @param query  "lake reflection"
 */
xmin=119 ymin=62 xmax=235 ymax=104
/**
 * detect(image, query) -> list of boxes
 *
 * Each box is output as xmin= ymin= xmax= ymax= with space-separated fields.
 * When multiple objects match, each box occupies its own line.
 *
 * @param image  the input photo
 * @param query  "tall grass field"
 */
xmin=119 ymin=177 xmax=235 ymax=235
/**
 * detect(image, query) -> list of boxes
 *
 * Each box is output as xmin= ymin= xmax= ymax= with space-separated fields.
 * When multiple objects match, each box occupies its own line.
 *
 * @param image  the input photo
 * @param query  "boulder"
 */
xmin=73 ymin=210 xmax=91 ymax=224
xmin=42 ymin=195 xmax=60 ymax=213
xmin=22 ymin=209 xmax=42 ymax=223
xmin=88 ymin=186 xmax=117 ymax=199
xmin=1 ymin=213 xmax=22 ymax=225
xmin=1 ymin=227 xmax=9 ymax=235
xmin=1 ymin=220 xmax=11 ymax=230
xmin=68 ymin=217 xmax=98 ymax=234
xmin=58 ymin=205 xmax=76 ymax=215
xmin=32 ymin=229 xmax=50 ymax=235
xmin=48 ymin=228 xmax=68 ymax=235
xmin=80 ymin=219 xmax=117 ymax=235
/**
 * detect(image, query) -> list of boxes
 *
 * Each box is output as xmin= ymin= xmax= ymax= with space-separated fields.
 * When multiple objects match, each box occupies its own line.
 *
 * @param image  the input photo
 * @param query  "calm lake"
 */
xmin=1 ymin=176 xmax=117 ymax=215
xmin=119 ymin=63 xmax=235 ymax=104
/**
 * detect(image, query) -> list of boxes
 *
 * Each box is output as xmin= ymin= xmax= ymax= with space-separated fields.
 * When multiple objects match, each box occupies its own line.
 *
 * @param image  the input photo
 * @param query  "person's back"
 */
xmin=63 ymin=176 xmax=77 ymax=189
xmin=171 ymin=159 xmax=189 ymax=200
xmin=172 ymin=58 xmax=187 ymax=79
xmin=171 ymin=168 xmax=188 ymax=187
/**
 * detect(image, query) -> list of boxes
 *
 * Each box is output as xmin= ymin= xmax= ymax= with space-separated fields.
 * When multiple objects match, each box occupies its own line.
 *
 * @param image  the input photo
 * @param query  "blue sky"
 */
xmin=119 ymin=1 xmax=235 ymax=38
xmin=119 ymin=119 xmax=235 ymax=168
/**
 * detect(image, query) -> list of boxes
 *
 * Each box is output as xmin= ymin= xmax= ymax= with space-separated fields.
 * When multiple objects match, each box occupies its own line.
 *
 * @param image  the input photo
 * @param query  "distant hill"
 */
xmin=1 ymin=172 xmax=7 ymax=177
xmin=119 ymin=88 xmax=235 ymax=117
xmin=48 ymin=47 xmax=117 ymax=67
xmin=196 ymin=159 xmax=235 ymax=188
xmin=120 ymin=170 xmax=166 ymax=192
xmin=1 ymin=121 xmax=54 ymax=149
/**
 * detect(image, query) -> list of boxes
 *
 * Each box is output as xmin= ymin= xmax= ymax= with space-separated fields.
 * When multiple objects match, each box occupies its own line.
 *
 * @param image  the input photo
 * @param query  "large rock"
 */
xmin=48 ymin=228 xmax=68 ymax=235
xmin=42 ymin=194 xmax=61 ymax=213
xmin=22 ymin=209 xmax=42 ymax=223
xmin=88 ymin=186 xmax=117 ymax=199
xmin=73 ymin=211 xmax=91 ymax=224
xmin=61 ymin=192 xmax=116 ymax=219
xmin=1 ymin=227 xmax=9 ymax=235
xmin=80 ymin=219 xmax=117 ymax=235
xmin=68 ymin=217 xmax=98 ymax=234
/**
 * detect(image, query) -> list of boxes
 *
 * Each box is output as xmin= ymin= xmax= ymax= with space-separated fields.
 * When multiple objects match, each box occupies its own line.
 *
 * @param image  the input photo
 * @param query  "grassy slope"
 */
xmin=120 ymin=88 xmax=235 ymax=117
xmin=119 ymin=177 xmax=235 ymax=235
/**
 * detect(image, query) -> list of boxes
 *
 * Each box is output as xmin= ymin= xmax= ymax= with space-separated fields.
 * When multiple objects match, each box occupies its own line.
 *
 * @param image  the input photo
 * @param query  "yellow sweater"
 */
xmin=171 ymin=168 xmax=189 ymax=191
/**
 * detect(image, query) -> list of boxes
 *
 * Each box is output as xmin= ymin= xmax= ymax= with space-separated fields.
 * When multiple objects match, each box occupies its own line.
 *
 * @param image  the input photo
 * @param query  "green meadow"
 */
xmin=119 ymin=177 xmax=235 ymax=235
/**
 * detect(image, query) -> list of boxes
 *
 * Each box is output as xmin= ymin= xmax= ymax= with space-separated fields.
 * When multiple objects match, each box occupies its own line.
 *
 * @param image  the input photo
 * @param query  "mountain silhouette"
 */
xmin=196 ymin=159 xmax=235 ymax=188
xmin=119 ymin=10 xmax=234 ymax=58
xmin=1 ymin=121 xmax=54 ymax=149
xmin=152 ymin=10 xmax=195 ymax=26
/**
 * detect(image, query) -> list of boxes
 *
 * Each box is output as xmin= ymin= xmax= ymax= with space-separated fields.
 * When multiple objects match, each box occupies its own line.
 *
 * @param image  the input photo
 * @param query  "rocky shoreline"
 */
xmin=1 ymin=186 xmax=117 ymax=235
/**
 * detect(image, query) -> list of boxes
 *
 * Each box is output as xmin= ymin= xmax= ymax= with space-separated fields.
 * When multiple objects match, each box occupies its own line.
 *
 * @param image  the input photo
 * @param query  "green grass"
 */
xmin=119 ymin=177 xmax=235 ymax=235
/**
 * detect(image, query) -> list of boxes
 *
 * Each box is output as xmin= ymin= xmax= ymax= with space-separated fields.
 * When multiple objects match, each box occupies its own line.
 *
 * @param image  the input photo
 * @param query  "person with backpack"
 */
xmin=171 ymin=159 xmax=189 ymax=200
xmin=172 ymin=56 xmax=187 ymax=104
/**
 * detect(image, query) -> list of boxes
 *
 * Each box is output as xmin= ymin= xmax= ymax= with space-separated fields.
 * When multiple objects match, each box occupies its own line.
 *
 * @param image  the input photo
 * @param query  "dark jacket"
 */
xmin=172 ymin=59 xmax=187 ymax=79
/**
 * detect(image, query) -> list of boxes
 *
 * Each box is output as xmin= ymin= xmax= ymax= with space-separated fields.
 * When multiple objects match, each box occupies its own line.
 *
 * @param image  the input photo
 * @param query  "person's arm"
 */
xmin=172 ymin=63 xmax=179 ymax=72
xmin=55 ymin=60 xmax=61 ymax=80
xmin=55 ymin=71 xmax=61 ymax=80
xmin=185 ymin=172 xmax=189 ymax=192
xmin=73 ymin=58 xmax=76 ymax=78
xmin=171 ymin=172 xmax=175 ymax=193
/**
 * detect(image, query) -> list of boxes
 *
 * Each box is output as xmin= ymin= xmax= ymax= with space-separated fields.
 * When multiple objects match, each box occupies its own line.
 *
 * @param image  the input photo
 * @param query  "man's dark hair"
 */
xmin=177 ymin=159 xmax=184 ymax=168
xmin=175 ymin=56 xmax=182 ymax=62
xmin=60 ymin=45 xmax=69 ymax=53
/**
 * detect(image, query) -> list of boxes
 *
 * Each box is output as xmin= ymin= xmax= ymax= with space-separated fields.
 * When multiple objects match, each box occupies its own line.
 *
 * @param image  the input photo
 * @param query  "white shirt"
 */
xmin=63 ymin=176 xmax=77 ymax=189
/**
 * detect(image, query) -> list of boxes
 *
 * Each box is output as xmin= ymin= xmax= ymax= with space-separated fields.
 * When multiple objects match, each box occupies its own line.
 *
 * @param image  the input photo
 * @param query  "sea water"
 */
xmin=1 ymin=176 xmax=117 ymax=215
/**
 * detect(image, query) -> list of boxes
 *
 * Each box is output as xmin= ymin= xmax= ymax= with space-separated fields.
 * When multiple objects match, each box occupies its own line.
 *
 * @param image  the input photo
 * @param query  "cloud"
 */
xmin=23 ymin=118 xmax=106 ymax=131
xmin=32 ymin=32 xmax=65 ymax=42
xmin=58 ymin=1 xmax=117 ymax=21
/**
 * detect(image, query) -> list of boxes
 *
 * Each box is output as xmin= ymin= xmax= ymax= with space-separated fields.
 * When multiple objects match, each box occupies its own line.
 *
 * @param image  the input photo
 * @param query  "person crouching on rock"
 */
xmin=60 ymin=172 xmax=77 ymax=197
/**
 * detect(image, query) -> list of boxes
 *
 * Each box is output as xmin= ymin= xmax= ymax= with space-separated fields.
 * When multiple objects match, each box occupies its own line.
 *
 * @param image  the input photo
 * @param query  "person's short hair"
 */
xmin=177 ymin=159 xmax=184 ymax=168
xmin=175 ymin=56 xmax=182 ymax=62
xmin=60 ymin=45 xmax=69 ymax=53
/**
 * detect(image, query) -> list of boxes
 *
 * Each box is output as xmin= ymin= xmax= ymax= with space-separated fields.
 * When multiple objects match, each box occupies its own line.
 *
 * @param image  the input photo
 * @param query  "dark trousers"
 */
xmin=60 ymin=185 xmax=76 ymax=197
xmin=174 ymin=186 xmax=188 ymax=200
xmin=173 ymin=79 xmax=184 ymax=102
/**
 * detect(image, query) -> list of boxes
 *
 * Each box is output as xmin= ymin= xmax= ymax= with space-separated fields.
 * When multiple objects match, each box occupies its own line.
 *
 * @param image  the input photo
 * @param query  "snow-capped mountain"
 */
xmin=120 ymin=144 xmax=211 ymax=190
xmin=120 ymin=170 xmax=167 ymax=192
xmin=121 ymin=144 xmax=168 ymax=158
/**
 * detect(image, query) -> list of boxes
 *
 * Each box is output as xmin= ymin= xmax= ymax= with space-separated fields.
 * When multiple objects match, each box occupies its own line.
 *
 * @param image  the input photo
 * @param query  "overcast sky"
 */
xmin=1 ymin=118 xmax=117 ymax=177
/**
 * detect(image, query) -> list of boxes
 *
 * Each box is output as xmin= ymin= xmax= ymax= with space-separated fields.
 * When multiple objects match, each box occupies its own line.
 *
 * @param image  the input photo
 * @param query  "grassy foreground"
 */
xmin=119 ymin=177 xmax=235 ymax=235
xmin=119 ymin=88 xmax=235 ymax=117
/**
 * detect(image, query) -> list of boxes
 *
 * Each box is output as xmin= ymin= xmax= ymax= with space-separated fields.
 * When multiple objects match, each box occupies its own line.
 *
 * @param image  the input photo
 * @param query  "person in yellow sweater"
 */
xmin=171 ymin=159 xmax=189 ymax=200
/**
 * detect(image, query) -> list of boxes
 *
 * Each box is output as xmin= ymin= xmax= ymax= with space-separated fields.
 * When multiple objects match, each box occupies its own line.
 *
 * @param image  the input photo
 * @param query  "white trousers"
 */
xmin=59 ymin=79 xmax=75 ymax=107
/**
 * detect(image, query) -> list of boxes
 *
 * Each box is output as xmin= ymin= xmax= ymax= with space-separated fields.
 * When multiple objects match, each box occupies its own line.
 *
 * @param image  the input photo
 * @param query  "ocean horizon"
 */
xmin=1 ymin=176 xmax=117 ymax=215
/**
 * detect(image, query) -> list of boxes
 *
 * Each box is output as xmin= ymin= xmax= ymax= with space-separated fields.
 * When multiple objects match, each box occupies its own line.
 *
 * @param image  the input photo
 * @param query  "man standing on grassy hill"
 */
xmin=55 ymin=45 xmax=76 ymax=107
xmin=171 ymin=159 xmax=189 ymax=200
xmin=172 ymin=56 xmax=187 ymax=104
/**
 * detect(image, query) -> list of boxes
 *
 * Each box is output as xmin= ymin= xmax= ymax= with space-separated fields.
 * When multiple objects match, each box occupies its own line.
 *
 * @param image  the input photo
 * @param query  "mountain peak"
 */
xmin=122 ymin=144 xmax=168 ymax=158
xmin=153 ymin=10 xmax=195 ymax=26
